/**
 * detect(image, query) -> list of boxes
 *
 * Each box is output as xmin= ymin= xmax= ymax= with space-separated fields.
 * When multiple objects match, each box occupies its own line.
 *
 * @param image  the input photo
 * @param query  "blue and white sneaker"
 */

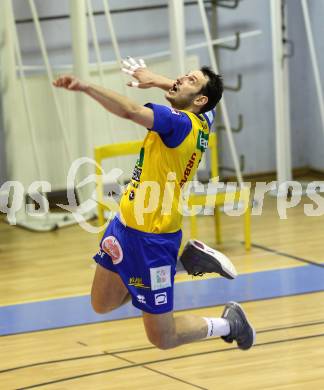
xmin=221 ymin=301 xmax=256 ymax=350
xmin=179 ymin=240 xmax=237 ymax=279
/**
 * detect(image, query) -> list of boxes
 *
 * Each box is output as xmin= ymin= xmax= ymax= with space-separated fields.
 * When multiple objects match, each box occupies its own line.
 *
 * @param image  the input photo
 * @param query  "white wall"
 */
xmin=1 ymin=0 xmax=323 ymax=186
xmin=0 ymin=103 xmax=6 ymax=185
xmin=216 ymin=0 xmax=276 ymax=175
xmin=289 ymin=0 xmax=324 ymax=171
xmin=287 ymin=0 xmax=309 ymax=169
xmin=216 ymin=0 xmax=324 ymax=175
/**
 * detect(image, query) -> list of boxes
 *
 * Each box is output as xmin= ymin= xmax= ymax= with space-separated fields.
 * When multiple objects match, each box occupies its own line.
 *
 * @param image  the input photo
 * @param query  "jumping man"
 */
xmin=53 ymin=58 xmax=255 ymax=350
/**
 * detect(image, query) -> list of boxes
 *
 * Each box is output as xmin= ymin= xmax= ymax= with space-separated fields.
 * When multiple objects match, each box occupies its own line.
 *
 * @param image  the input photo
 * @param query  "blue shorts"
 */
xmin=93 ymin=216 xmax=182 ymax=314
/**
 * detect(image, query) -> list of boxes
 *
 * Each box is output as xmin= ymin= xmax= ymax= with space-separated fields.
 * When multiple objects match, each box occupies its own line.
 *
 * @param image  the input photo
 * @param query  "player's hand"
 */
xmin=53 ymin=75 xmax=89 ymax=92
xmin=121 ymin=57 xmax=155 ymax=89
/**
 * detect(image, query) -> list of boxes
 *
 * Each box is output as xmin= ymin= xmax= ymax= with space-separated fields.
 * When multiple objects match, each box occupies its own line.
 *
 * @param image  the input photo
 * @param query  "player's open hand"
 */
xmin=53 ymin=75 xmax=89 ymax=92
xmin=121 ymin=57 xmax=155 ymax=89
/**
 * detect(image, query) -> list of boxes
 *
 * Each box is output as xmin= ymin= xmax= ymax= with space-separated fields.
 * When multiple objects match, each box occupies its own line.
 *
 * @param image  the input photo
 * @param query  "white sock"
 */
xmin=203 ymin=317 xmax=230 ymax=338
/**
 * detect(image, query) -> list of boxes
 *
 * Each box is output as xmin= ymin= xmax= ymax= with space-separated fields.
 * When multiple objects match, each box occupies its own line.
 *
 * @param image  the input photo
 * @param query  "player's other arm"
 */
xmin=130 ymin=70 xmax=174 ymax=91
xmin=122 ymin=57 xmax=175 ymax=91
xmin=53 ymin=75 xmax=153 ymax=129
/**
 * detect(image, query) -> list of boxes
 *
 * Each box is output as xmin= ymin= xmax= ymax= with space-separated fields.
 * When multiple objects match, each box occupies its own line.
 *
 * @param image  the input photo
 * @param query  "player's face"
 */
xmin=165 ymin=70 xmax=208 ymax=110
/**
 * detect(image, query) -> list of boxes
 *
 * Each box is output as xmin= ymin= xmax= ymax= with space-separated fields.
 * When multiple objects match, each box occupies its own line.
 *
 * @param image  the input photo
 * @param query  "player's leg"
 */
xmin=91 ymin=264 xmax=130 ymax=314
xmin=142 ymin=302 xmax=255 ymax=350
xmin=91 ymin=216 xmax=133 ymax=314
xmin=143 ymin=311 xmax=209 ymax=349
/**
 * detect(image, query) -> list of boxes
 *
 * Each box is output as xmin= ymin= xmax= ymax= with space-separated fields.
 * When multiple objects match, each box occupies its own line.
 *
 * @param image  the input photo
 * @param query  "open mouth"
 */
xmin=169 ymin=82 xmax=178 ymax=93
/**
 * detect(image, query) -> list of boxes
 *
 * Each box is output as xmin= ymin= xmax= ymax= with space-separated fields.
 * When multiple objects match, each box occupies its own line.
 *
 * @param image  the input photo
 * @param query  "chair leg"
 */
xmin=190 ymin=214 xmax=198 ymax=239
xmin=98 ymin=205 xmax=105 ymax=228
xmin=244 ymin=203 xmax=251 ymax=251
xmin=214 ymin=206 xmax=222 ymax=245
xmin=97 ymin=206 xmax=105 ymax=242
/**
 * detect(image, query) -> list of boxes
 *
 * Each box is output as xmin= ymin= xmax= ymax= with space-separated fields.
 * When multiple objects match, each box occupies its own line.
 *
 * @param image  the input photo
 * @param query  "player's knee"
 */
xmin=91 ymin=296 xmax=113 ymax=314
xmin=146 ymin=330 xmax=176 ymax=350
xmin=148 ymin=336 xmax=172 ymax=350
xmin=91 ymin=302 xmax=110 ymax=314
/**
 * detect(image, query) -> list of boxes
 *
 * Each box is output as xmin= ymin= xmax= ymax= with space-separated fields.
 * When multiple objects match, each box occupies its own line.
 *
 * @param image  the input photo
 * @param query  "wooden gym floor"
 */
xmin=0 ymin=196 xmax=324 ymax=389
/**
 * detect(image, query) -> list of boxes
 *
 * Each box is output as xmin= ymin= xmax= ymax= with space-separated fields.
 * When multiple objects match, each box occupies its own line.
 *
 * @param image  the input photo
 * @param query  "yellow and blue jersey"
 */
xmin=119 ymin=103 xmax=216 ymax=234
xmin=94 ymin=104 xmax=216 ymax=314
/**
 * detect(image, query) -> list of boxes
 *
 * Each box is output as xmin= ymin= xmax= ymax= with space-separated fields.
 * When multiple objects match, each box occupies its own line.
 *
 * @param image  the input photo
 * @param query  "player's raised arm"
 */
xmin=53 ymin=75 xmax=154 ymax=129
xmin=121 ymin=57 xmax=175 ymax=91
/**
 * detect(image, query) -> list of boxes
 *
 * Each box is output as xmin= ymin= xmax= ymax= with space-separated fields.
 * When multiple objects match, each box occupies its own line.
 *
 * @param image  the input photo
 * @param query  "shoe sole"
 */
xmin=228 ymin=301 xmax=256 ymax=350
xmin=190 ymin=240 xmax=237 ymax=279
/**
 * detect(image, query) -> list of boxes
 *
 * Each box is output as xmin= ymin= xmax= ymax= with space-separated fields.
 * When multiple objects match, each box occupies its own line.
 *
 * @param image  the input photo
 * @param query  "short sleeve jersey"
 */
xmin=119 ymin=104 xmax=216 ymax=233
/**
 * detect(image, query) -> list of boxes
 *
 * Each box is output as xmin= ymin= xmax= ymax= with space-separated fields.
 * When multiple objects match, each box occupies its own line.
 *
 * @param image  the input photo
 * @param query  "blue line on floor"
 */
xmin=1 ymin=265 xmax=323 ymax=336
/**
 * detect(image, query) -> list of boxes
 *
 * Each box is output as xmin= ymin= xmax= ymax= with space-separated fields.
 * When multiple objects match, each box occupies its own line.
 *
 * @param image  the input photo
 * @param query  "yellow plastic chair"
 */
xmin=187 ymin=132 xmax=251 ymax=250
xmin=94 ymin=140 xmax=142 ymax=228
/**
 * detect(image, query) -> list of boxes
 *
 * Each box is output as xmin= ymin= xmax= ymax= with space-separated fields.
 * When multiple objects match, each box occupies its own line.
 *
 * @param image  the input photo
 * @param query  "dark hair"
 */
xmin=198 ymin=66 xmax=223 ymax=113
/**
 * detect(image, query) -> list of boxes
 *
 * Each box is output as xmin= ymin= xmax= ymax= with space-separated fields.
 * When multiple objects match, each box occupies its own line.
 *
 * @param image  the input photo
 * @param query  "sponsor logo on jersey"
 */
xmin=129 ymin=147 xmax=145 ymax=201
xmin=131 ymin=147 xmax=145 ymax=183
xmin=97 ymin=249 xmax=106 ymax=259
xmin=150 ymin=266 xmax=171 ymax=291
xmin=154 ymin=292 xmax=168 ymax=305
xmin=197 ymin=130 xmax=209 ymax=152
xmin=129 ymin=190 xmax=135 ymax=201
xmin=128 ymin=277 xmax=150 ymax=289
xmin=101 ymin=236 xmax=123 ymax=265
xmin=136 ymin=295 xmax=146 ymax=304
xmin=180 ymin=152 xmax=197 ymax=188
xmin=132 ymin=166 xmax=142 ymax=182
